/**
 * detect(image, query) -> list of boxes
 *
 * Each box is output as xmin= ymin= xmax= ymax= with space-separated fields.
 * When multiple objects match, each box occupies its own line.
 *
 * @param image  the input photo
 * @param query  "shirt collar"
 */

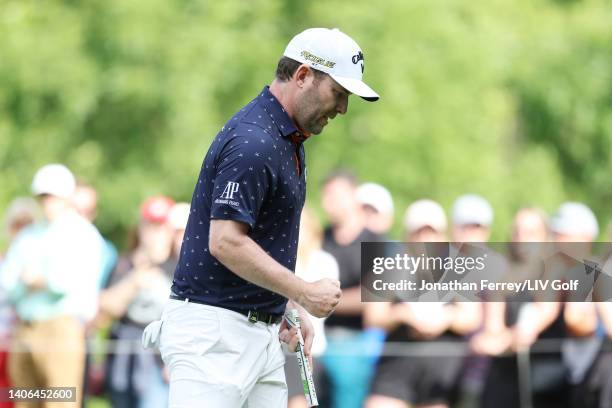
xmin=258 ymin=86 xmax=309 ymax=142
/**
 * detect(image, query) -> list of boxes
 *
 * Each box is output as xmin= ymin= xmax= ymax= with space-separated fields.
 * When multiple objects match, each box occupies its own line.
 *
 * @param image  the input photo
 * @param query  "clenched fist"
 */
xmin=298 ymin=278 xmax=342 ymax=318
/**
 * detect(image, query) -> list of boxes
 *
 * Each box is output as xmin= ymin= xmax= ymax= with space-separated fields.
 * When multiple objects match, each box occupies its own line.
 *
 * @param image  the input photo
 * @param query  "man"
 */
xmin=0 ymin=164 xmax=103 ymax=407
xmin=547 ymin=202 xmax=600 ymax=408
xmin=320 ymin=170 xmax=385 ymax=408
xmin=72 ymin=183 xmax=118 ymax=289
xmin=71 ymin=183 xmax=119 ymax=403
xmin=449 ymin=193 xmax=496 ymax=405
xmin=474 ymin=207 xmax=550 ymax=408
xmin=152 ymin=28 xmax=378 ymax=407
xmin=451 ymin=193 xmax=494 ymax=243
xmin=366 ymin=199 xmax=480 ymax=408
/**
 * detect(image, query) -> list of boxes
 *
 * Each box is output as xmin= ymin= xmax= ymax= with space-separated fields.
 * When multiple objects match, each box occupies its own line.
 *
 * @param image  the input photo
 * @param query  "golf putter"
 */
xmin=285 ymin=309 xmax=318 ymax=407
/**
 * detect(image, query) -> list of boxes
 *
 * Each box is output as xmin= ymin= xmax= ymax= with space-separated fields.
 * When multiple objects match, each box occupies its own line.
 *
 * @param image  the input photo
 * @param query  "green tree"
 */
xmin=1 ymin=0 xmax=611 ymax=248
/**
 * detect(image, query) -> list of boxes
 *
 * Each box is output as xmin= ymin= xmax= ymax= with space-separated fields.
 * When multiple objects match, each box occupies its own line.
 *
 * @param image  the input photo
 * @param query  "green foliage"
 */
xmin=1 ymin=0 xmax=611 ymax=246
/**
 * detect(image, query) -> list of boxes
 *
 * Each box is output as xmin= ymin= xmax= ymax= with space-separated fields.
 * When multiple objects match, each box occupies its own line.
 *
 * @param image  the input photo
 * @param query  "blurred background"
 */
xmin=2 ymin=0 xmax=612 ymax=244
xmin=1 ymin=0 xmax=612 ymax=407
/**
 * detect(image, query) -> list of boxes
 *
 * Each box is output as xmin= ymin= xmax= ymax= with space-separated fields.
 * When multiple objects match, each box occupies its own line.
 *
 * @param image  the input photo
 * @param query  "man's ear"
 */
xmin=294 ymin=64 xmax=312 ymax=88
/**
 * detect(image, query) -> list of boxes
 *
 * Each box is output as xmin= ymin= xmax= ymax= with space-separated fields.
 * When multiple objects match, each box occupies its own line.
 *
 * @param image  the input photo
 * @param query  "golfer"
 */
xmin=153 ymin=27 xmax=379 ymax=407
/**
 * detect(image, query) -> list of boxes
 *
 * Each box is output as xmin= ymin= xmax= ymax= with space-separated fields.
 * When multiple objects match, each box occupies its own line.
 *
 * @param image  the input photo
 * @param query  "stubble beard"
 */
xmin=295 ymin=85 xmax=325 ymax=135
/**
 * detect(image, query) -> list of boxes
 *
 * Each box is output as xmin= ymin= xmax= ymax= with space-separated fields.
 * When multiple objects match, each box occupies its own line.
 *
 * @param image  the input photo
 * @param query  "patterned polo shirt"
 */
xmin=171 ymin=86 xmax=307 ymax=315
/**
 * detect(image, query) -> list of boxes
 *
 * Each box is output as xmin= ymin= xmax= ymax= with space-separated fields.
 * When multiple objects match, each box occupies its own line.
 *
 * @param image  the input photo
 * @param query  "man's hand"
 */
xmin=279 ymin=303 xmax=315 ymax=368
xmin=297 ymin=278 xmax=342 ymax=318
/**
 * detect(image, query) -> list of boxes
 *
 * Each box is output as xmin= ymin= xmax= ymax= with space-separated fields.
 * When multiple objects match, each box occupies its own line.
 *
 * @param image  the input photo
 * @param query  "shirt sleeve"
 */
xmin=210 ymin=133 xmax=278 ymax=228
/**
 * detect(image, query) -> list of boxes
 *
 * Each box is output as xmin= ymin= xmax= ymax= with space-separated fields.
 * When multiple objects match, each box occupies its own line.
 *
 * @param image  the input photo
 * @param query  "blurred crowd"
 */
xmin=1 ymin=164 xmax=612 ymax=408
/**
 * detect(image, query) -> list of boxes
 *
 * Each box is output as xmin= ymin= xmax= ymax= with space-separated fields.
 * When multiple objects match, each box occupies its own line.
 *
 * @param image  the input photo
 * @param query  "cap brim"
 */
xmin=331 ymin=75 xmax=379 ymax=102
xmin=406 ymin=222 xmax=446 ymax=234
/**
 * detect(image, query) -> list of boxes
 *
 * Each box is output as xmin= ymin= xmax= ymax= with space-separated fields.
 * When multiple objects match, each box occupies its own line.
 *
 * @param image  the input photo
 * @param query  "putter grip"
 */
xmin=285 ymin=309 xmax=318 ymax=407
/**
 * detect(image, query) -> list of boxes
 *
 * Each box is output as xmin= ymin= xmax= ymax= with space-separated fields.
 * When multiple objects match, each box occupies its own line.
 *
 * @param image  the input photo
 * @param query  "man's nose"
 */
xmin=336 ymin=95 xmax=348 ymax=115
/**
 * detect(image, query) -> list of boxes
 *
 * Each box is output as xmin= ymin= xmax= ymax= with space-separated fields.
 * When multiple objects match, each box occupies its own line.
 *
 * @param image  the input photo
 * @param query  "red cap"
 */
xmin=140 ymin=196 xmax=175 ymax=223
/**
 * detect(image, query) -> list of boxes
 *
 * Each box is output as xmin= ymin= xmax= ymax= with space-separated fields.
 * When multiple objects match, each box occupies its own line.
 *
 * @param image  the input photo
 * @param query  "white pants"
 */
xmin=159 ymin=299 xmax=287 ymax=408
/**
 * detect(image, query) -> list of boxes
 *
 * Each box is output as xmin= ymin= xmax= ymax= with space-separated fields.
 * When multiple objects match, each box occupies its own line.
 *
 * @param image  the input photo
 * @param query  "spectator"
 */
xmin=98 ymin=196 xmax=175 ymax=408
xmin=2 ymin=198 xmax=41 ymax=255
xmin=365 ymin=199 xmax=481 ymax=408
xmin=450 ymin=194 xmax=496 ymax=406
xmin=450 ymin=194 xmax=502 ymax=301
xmin=320 ymin=170 xmax=385 ymax=408
xmin=589 ymin=301 xmax=612 ymax=408
xmin=285 ymin=206 xmax=339 ymax=408
xmin=0 ymin=164 xmax=103 ymax=407
xmin=0 ymin=197 xmax=40 ymax=408
xmin=72 ymin=183 xmax=119 ymax=403
xmin=72 ymin=183 xmax=118 ymax=289
xmin=549 ymin=203 xmax=601 ymax=408
xmin=356 ymin=182 xmax=395 ymax=236
xmin=483 ymin=202 xmax=600 ymax=408
xmin=512 ymin=208 xmax=549 ymax=243
xmin=451 ymin=194 xmax=493 ymax=243
xmin=474 ymin=207 xmax=550 ymax=408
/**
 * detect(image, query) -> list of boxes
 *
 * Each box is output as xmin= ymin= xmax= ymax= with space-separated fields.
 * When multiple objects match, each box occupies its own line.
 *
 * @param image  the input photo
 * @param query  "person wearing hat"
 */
xmin=451 ymin=194 xmax=494 ymax=243
xmin=357 ymin=182 xmax=395 ymax=235
xmin=0 ymin=164 xmax=104 ymax=407
xmin=366 ymin=199 xmax=481 ymax=408
xmin=148 ymin=28 xmax=378 ymax=407
xmin=532 ymin=201 xmax=612 ymax=407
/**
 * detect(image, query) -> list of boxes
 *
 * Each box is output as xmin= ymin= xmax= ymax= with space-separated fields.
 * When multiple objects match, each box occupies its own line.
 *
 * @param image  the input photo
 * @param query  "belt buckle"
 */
xmin=247 ymin=311 xmax=258 ymax=324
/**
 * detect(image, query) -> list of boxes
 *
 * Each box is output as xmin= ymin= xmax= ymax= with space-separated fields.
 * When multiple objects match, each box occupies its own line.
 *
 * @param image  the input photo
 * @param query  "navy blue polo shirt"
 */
xmin=171 ymin=86 xmax=307 ymax=315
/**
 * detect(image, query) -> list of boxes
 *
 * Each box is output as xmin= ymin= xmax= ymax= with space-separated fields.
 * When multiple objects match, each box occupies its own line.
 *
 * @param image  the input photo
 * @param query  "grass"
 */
xmin=85 ymin=397 xmax=111 ymax=408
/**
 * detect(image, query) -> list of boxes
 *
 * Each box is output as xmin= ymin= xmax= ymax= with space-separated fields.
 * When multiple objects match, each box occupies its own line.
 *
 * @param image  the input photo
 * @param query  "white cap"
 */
xmin=284 ymin=28 xmax=379 ymax=101
xmin=404 ymin=199 xmax=447 ymax=234
xmin=356 ymin=183 xmax=394 ymax=215
xmin=452 ymin=194 xmax=494 ymax=227
xmin=550 ymin=202 xmax=599 ymax=238
xmin=31 ymin=164 xmax=76 ymax=198
xmin=169 ymin=202 xmax=191 ymax=230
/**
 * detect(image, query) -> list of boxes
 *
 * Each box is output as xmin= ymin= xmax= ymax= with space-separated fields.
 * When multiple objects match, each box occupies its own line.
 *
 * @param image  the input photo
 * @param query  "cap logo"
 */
xmin=352 ymin=51 xmax=364 ymax=73
xmin=300 ymin=51 xmax=336 ymax=69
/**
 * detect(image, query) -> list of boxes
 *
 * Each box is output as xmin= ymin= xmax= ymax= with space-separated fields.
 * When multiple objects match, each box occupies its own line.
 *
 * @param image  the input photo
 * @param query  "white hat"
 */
xmin=284 ymin=28 xmax=379 ymax=101
xmin=550 ymin=202 xmax=599 ymax=238
xmin=452 ymin=194 xmax=494 ymax=227
xmin=356 ymin=183 xmax=394 ymax=215
xmin=169 ymin=202 xmax=191 ymax=230
xmin=404 ymin=199 xmax=447 ymax=234
xmin=31 ymin=164 xmax=76 ymax=198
